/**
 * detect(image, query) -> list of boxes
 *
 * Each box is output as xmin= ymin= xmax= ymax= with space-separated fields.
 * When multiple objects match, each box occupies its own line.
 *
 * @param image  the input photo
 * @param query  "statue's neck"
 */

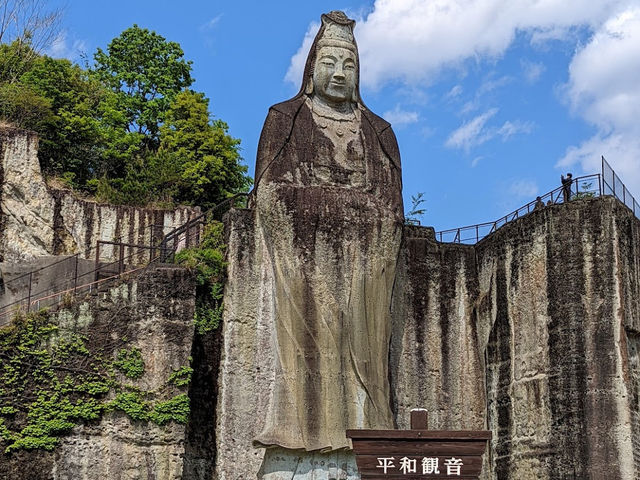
xmin=311 ymin=96 xmax=356 ymax=120
xmin=312 ymin=95 xmax=354 ymax=113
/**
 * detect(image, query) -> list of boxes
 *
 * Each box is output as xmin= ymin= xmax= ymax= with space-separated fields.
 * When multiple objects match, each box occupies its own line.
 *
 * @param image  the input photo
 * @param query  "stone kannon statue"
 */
xmin=252 ymin=10 xmax=403 ymax=454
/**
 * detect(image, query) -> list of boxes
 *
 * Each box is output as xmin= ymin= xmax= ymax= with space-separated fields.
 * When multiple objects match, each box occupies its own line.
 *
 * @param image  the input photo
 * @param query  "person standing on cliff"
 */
xmin=561 ymin=173 xmax=573 ymax=202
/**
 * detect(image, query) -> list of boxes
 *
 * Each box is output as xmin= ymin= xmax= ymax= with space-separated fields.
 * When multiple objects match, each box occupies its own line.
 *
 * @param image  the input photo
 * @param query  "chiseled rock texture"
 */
xmin=0 ymin=266 xmax=197 ymax=480
xmin=396 ymin=196 xmax=638 ymax=480
xmin=0 ymin=127 xmax=197 ymax=263
xmin=220 ymin=196 xmax=640 ymax=479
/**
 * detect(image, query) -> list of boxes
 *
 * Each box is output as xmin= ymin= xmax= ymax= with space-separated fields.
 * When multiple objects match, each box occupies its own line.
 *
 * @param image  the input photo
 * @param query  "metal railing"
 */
xmin=0 ymin=220 xmax=163 ymax=298
xmin=0 ymin=247 xmax=149 ymax=324
xmin=436 ymin=174 xmax=602 ymax=244
xmin=157 ymin=193 xmax=248 ymax=262
xmin=602 ymin=156 xmax=639 ymax=217
xmin=0 ymin=193 xmax=248 ymax=325
xmin=436 ymin=156 xmax=639 ymax=244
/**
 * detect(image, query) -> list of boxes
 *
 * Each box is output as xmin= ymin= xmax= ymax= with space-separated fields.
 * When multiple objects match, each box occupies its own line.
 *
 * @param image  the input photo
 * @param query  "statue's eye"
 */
xmin=344 ymin=64 xmax=355 ymax=71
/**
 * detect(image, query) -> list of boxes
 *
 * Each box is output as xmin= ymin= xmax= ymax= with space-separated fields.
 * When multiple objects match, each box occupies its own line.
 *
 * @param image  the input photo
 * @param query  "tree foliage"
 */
xmin=0 ymin=0 xmax=62 ymax=82
xmin=19 ymin=54 xmax=108 ymax=182
xmin=158 ymin=90 xmax=250 ymax=208
xmin=0 ymin=23 xmax=250 ymax=207
xmin=93 ymin=24 xmax=193 ymax=148
xmin=175 ymin=221 xmax=226 ymax=334
xmin=405 ymin=192 xmax=426 ymax=224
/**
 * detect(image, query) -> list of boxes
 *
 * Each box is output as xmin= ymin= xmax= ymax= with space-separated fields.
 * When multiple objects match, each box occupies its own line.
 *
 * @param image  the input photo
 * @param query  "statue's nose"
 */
xmin=333 ymin=66 xmax=345 ymax=80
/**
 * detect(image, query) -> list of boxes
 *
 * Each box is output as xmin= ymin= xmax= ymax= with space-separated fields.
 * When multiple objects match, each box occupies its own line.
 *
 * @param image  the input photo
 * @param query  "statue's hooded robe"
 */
xmin=252 ymin=11 xmax=403 ymax=452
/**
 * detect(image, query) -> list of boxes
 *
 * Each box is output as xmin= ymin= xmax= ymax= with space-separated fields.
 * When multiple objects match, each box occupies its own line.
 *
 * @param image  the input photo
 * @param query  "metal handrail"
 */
xmin=601 ymin=155 xmax=639 ymax=217
xmin=436 ymin=173 xmax=603 ymax=244
xmin=158 ymin=193 xmax=248 ymax=262
xmin=0 ymin=221 xmax=164 ymax=292
xmin=0 ymin=194 xmax=247 ymax=325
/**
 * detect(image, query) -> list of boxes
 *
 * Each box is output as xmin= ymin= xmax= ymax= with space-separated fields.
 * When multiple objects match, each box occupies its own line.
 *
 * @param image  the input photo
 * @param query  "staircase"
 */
xmin=0 ymin=193 xmax=248 ymax=325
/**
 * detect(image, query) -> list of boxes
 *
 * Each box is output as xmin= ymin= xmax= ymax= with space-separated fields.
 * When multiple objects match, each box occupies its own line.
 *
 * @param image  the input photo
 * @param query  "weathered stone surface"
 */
xmin=258 ymin=448 xmax=358 ymax=480
xmin=0 ymin=126 xmax=198 ymax=263
xmin=477 ymin=198 xmax=635 ymax=479
xmin=53 ymin=415 xmax=186 ymax=480
xmin=216 ymin=208 xmax=267 ymax=479
xmin=220 ymin=196 xmax=640 ymax=479
xmin=392 ymin=225 xmax=484 ymax=431
xmin=397 ymin=197 xmax=639 ymax=479
xmin=251 ymin=10 xmax=403 ymax=457
xmin=0 ymin=266 xmax=196 ymax=480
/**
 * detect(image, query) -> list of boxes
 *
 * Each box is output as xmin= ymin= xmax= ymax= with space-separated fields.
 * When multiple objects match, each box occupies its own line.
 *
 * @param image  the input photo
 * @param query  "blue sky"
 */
xmin=48 ymin=0 xmax=640 ymax=231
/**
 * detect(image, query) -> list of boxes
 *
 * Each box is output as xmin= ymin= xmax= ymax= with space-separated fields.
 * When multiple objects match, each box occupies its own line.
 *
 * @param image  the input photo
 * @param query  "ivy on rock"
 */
xmin=0 ymin=310 xmax=192 ymax=452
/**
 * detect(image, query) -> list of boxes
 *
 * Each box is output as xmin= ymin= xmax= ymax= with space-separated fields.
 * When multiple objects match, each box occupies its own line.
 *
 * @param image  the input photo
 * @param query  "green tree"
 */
xmin=92 ymin=25 xmax=193 ymax=149
xmin=405 ymin=192 xmax=426 ymax=225
xmin=0 ymin=41 xmax=52 ymax=129
xmin=0 ymin=23 xmax=250 ymax=208
xmin=0 ymin=0 xmax=62 ymax=83
xmin=20 ymin=55 xmax=107 ymax=183
xmin=156 ymin=90 xmax=251 ymax=208
xmin=0 ymin=80 xmax=52 ymax=129
xmin=0 ymin=40 xmax=39 ymax=84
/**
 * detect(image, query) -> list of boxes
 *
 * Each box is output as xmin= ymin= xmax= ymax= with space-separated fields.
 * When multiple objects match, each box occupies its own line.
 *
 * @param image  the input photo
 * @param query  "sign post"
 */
xmin=346 ymin=409 xmax=491 ymax=479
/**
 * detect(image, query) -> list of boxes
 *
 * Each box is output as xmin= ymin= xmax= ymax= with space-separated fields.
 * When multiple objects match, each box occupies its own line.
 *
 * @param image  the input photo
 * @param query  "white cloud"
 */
xmin=421 ymin=125 xmax=436 ymax=138
xmin=446 ymin=108 xmax=498 ymax=151
xmin=359 ymin=0 xmax=623 ymax=88
xmin=496 ymin=120 xmax=535 ymax=140
xmin=559 ymin=6 xmax=640 ymax=195
xmin=284 ymin=21 xmax=319 ymax=87
xmin=521 ymin=59 xmax=545 ymax=83
xmin=471 ymin=156 xmax=484 ymax=167
xmin=530 ymin=25 xmax=575 ymax=45
xmin=508 ymin=179 xmax=539 ymax=198
xmin=446 ymin=109 xmax=533 ymax=152
xmin=477 ymin=74 xmax=512 ymax=95
xmin=445 ymin=84 xmax=463 ymax=100
xmin=287 ymin=1 xmax=625 ymax=88
xmin=200 ymin=14 xmax=223 ymax=31
xmin=382 ymin=106 xmax=419 ymax=127
xmin=47 ymin=31 xmax=87 ymax=61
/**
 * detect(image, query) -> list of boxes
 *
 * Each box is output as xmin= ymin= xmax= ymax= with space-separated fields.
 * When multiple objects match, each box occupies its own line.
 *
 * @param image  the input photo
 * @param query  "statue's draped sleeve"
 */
xmin=254 ymin=98 xmax=305 ymax=189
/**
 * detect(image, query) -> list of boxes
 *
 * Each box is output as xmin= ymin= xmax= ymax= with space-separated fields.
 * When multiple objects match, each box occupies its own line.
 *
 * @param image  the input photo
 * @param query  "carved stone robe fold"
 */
xmin=252 ymin=95 xmax=404 ymax=452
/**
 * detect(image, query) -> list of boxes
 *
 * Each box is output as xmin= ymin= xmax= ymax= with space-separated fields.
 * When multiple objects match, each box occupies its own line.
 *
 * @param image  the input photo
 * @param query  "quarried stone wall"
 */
xmin=216 ymin=208 xmax=270 ymax=479
xmin=396 ymin=197 xmax=639 ymax=480
xmin=220 ymin=196 xmax=640 ymax=479
xmin=0 ymin=266 xmax=196 ymax=480
xmin=0 ymin=127 xmax=198 ymax=263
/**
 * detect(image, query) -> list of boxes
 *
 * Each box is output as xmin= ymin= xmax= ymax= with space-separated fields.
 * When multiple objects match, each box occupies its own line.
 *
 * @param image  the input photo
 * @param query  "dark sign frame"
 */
xmin=346 ymin=410 xmax=491 ymax=479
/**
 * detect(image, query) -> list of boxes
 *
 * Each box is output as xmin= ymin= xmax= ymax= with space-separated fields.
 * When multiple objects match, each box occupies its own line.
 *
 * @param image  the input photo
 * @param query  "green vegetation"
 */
xmin=0 ymin=311 xmax=192 ymax=452
xmin=405 ymin=191 xmax=426 ymax=224
xmin=0 ymin=25 xmax=251 ymax=208
xmin=175 ymin=220 xmax=226 ymax=333
xmin=114 ymin=347 xmax=145 ymax=379
xmin=168 ymin=364 xmax=193 ymax=387
xmin=572 ymin=181 xmax=596 ymax=200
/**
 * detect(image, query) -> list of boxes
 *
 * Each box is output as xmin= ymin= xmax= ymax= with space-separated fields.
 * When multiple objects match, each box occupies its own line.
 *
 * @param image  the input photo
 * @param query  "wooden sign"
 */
xmin=346 ymin=410 xmax=491 ymax=479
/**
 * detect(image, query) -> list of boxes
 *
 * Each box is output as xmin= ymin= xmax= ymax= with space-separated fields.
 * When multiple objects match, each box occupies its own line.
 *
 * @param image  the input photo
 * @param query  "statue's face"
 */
xmin=312 ymin=46 xmax=357 ymax=104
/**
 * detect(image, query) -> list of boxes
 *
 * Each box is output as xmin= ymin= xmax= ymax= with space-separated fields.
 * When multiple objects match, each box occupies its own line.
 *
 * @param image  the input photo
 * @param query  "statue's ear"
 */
xmin=305 ymin=78 xmax=313 ymax=95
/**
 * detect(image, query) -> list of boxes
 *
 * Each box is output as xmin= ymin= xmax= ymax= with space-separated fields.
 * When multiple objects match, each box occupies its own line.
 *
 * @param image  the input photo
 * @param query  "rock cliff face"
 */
xmin=394 ymin=197 xmax=638 ymax=479
xmin=0 ymin=127 xmax=197 ymax=263
xmin=219 ymin=196 xmax=640 ymax=479
xmin=0 ymin=266 xmax=197 ymax=480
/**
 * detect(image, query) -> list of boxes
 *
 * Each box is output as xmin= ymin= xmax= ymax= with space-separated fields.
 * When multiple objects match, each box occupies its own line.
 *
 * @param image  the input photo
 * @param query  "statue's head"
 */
xmin=301 ymin=11 xmax=360 ymax=105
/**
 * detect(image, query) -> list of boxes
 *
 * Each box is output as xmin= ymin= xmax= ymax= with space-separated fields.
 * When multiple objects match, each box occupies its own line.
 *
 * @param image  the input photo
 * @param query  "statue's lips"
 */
xmin=329 ymin=81 xmax=346 ymax=88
